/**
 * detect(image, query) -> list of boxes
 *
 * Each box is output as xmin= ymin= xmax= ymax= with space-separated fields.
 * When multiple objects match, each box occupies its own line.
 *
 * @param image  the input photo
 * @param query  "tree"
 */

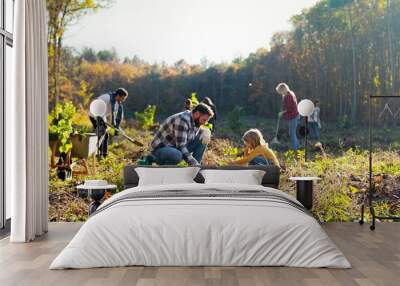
xmin=51 ymin=0 xmax=400 ymax=125
xmin=386 ymin=0 xmax=396 ymax=95
xmin=328 ymin=0 xmax=358 ymax=125
xmin=97 ymin=48 xmax=119 ymax=62
xmin=46 ymin=0 xmax=112 ymax=106
xmin=80 ymin=47 xmax=98 ymax=63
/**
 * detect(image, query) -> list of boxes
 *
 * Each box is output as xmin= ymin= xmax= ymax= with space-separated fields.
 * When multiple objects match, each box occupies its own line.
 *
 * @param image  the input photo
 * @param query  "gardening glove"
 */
xmin=318 ymin=122 xmax=322 ymax=129
xmin=278 ymin=111 xmax=285 ymax=119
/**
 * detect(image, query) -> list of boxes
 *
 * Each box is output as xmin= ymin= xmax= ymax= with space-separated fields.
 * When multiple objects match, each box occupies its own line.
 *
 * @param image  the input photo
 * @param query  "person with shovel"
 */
xmin=89 ymin=87 xmax=128 ymax=157
xmin=275 ymin=83 xmax=300 ymax=151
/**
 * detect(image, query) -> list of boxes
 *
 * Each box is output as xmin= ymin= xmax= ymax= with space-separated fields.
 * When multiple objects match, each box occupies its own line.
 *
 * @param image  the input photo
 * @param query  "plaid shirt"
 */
xmin=151 ymin=111 xmax=199 ymax=165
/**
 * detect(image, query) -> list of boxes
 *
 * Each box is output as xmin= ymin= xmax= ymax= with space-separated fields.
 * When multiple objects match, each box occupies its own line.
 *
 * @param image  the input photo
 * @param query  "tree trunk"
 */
xmin=56 ymin=33 xmax=63 ymax=103
xmin=52 ymin=29 xmax=59 ymax=106
xmin=348 ymin=6 xmax=358 ymax=126
xmin=387 ymin=0 xmax=396 ymax=95
xmin=219 ymin=72 xmax=224 ymax=109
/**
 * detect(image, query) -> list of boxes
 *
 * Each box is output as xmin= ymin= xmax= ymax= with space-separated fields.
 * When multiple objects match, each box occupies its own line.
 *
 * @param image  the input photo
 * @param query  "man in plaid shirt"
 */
xmin=150 ymin=103 xmax=214 ymax=165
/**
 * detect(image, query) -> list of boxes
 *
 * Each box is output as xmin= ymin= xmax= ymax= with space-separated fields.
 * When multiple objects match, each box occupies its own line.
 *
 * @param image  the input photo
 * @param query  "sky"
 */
xmin=64 ymin=0 xmax=320 ymax=65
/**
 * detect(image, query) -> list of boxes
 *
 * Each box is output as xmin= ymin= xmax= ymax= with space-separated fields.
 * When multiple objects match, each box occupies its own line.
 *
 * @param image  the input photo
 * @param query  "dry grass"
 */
xmin=49 ymin=128 xmax=400 ymax=222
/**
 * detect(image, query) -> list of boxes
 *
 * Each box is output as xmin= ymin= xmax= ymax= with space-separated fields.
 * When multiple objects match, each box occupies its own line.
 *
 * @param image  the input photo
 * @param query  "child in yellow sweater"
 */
xmin=230 ymin=129 xmax=280 ymax=167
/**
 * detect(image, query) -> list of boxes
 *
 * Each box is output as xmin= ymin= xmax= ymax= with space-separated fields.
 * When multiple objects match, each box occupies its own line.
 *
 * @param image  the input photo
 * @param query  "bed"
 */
xmin=50 ymin=165 xmax=351 ymax=269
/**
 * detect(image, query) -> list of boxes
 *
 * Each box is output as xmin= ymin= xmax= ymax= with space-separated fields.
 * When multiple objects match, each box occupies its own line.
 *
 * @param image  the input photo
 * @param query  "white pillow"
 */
xmin=200 ymin=169 xmax=266 ymax=185
xmin=135 ymin=167 xmax=200 ymax=186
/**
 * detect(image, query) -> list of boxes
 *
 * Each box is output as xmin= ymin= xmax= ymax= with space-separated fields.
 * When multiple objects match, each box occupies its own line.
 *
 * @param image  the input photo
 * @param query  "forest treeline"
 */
xmin=48 ymin=0 xmax=400 ymax=126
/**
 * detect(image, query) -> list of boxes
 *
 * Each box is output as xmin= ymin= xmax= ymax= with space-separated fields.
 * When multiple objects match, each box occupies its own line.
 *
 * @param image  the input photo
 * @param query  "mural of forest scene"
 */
xmin=47 ymin=0 xmax=400 ymax=222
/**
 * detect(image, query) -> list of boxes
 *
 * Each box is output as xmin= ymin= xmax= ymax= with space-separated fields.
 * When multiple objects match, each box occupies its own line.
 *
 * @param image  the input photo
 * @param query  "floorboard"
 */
xmin=0 ymin=222 xmax=399 ymax=286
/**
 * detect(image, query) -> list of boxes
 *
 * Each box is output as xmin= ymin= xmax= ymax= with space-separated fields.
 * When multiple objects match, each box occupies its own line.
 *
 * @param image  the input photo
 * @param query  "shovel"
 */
xmin=104 ymin=122 xmax=144 ymax=147
xmin=271 ymin=114 xmax=281 ymax=145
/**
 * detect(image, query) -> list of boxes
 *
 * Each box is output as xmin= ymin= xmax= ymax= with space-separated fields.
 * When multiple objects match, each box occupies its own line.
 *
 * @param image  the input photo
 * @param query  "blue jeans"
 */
xmin=249 ymin=156 xmax=272 ymax=166
xmin=309 ymin=122 xmax=320 ymax=140
xmin=152 ymin=134 xmax=207 ymax=165
xmin=289 ymin=115 xmax=300 ymax=151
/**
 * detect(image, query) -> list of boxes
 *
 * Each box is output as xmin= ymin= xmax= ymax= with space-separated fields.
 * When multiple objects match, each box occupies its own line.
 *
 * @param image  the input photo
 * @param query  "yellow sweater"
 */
xmin=233 ymin=145 xmax=280 ymax=167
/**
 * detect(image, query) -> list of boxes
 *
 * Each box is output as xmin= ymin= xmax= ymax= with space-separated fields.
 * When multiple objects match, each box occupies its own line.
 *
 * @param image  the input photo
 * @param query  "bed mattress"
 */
xmin=50 ymin=183 xmax=351 ymax=269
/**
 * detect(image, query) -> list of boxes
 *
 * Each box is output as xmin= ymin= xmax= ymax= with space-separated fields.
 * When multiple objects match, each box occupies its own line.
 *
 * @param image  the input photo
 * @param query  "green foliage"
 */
xmin=328 ymin=0 xmax=354 ymax=9
xmin=282 ymin=148 xmax=364 ymax=222
xmin=203 ymin=122 xmax=214 ymax=131
xmin=47 ymin=0 xmax=113 ymax=104
xmin=48 ymin=121 xmax=400 ymax=223
xmin=48 ymin=0 xmax=400 ymax=125
xmin=338 ymin=114 xmax=351 ymax=129
xmin=190 ymin=92 xmax=199 ymax=106
xmin=97 ymin=48 xmax=119 ymax=62
xmin=177 ymin=161 xmax=189 ymax=167
xmin=188 ymin=91 xmax=213 ymax=132
xmin=377 ymin=163 xmax=400 ymax=176
xmin=81 ymin=47 xmax=98 ymax=63
xmin=372 ymin=151 xmax=400 ymax=176
xmin=315 ymin=187 xmax=354 ymax=222
xmin=284 ymin=150 xmax=297 ymax=164
xmin=223 ymin=147 xmax=239 ymax=156
xmin=85 ymin=154 xmax=125 ymax=190
xmin=349 ymin=185 xmax=360 ymax=194
xmin=64 ymin=202 xmax=88 ymax=222
xmin=78 ymin=80 xmax=93 ymax=108
xmin=283 ymin=149 xmax=305 ymax=164
xmin=134 ymin=105 xmax=156 ymax=130
xmin=227 ymin=106 xmax=243 ymax=134
xmin=373 ymin=201 xmax=392 ymax=218
xmin=49 ymin=102 xmax=77 ymax=153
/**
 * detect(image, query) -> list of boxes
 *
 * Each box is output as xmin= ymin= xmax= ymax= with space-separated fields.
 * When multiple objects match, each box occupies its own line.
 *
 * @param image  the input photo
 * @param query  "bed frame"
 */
xmin=123 ymin=165 xmax=281 ymax=189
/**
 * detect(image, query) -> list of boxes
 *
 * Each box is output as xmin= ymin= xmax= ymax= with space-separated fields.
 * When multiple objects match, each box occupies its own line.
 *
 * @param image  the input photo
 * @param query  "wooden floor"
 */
xmin=0 ymin=223 xmax=399 ymax=286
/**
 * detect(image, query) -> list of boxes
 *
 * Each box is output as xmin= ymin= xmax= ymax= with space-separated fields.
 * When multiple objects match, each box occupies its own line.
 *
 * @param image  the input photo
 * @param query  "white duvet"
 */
xmin=50 ymin=183 xmax=351 ymax=269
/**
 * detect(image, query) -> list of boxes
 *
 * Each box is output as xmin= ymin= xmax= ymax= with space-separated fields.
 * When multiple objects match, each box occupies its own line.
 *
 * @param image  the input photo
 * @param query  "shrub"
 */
xmin=190 ymin=92 xmax=199 ymax=106
xmin=72 ymin=109 xmax=92 ymax=130
xmin=227 ymin=106 xmax=243 ymax=134
xmin=49 ymin=102 xmax=77 ymax=153
xmin=135 ymin=105 xmax=156 ymax=130
xmin=338 ymin=114 xmax=351 ymax=129
xmin=84 ymin=153 xmax=125 ymax=190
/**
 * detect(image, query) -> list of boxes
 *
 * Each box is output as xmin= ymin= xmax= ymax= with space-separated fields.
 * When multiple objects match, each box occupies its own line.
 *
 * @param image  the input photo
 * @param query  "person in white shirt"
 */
xmin=308 ymin=100 xmax=321 ymax=140
xmin=89 ymin=88 xmax=128 ymax=157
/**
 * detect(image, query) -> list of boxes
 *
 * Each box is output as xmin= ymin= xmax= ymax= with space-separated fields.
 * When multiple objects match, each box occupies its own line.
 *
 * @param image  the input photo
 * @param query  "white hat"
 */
xmin=77 ymin=180 xmax=117 ymax=190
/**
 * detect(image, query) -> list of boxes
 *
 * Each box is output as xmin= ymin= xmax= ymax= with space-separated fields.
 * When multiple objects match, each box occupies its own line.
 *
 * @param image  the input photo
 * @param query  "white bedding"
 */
xmin=50 ymin=183 xmax=351 ymax=269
